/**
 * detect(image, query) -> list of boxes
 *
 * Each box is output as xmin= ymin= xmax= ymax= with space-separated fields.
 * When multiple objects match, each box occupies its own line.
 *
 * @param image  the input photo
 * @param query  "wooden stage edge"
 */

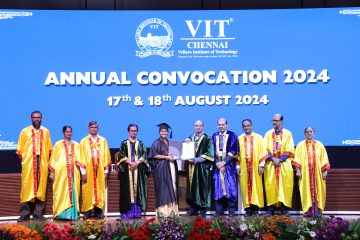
xmin=1 ymin=169 xmax=360 ymax=218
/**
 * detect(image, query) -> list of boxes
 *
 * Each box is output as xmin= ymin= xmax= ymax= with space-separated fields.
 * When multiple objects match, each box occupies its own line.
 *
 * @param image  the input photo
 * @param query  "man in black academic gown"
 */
xmin=184 ymin=120 xmax=214 ymax=217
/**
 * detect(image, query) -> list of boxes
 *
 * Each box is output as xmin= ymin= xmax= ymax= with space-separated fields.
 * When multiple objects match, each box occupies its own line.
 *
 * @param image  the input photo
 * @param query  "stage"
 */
xmin=1 ymin=169 xmax=360 ymax=220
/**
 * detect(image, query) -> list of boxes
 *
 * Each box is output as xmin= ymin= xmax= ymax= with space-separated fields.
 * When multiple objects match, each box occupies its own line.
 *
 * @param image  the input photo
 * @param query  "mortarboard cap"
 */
xmin=157 ymin=122 xmax=171 ymax=130
xmin=156 ymin=122 xmax=172 ymax=138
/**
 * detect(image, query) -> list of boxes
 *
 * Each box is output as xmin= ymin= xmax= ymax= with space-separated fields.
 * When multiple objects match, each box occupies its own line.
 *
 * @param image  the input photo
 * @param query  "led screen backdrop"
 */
xmin=0 ymin=8 xmax=359 ymax=148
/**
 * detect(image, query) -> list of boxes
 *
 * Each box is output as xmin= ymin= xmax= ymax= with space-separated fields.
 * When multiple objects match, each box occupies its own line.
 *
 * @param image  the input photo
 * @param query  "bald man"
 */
xmin=263 ymin=114 xmax=295 ymax=216
xmin=212 ymin=118 xmax=239 ymax=217
xmin=184 ymin=120 xmax=214 ymax=217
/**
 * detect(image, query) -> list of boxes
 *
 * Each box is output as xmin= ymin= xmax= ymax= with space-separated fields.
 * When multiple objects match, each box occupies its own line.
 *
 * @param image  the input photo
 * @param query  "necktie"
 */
xmin=219 ymin=134 xmax=224 ymax=150
xmin=195 ymin=134 xmax=200 ymax=141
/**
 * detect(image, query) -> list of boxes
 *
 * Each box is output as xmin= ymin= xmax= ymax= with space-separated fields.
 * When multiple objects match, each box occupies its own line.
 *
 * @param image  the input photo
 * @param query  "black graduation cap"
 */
xmin=156 ymin=122 xmax=172 ymax=139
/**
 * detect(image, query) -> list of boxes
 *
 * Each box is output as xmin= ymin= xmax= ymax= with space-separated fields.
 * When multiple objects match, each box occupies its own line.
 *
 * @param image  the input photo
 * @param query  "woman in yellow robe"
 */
xmin=49 ymin=125 xmax=81 ymax=220
xmin=293 ymin=127 xmax=330 ymax=216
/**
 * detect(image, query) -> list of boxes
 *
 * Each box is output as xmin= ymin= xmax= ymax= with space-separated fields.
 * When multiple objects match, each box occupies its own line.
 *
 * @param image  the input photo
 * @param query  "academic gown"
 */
xmin=117 ymin=139 xmax=148 ymax=213
xmin=49 ymin=140 xmax=81 ymax=219
xmin=264 ymin=128 xmax=295 ymax=207
xmin=148 ymin=138 xmax=178 ymax=210
xmin=292 ymin=140 xmax=330 ymax=213
xmin=78 ymin=135 xmax=111 ymax=212
xmin=185 ymin=133 xmax=214 ymax=209
xmin=212 ymin=130 xmax=239 ymax=201
xmin=16 ymin=126 xmax=52 ymax=203
xmin=238 ymin=132 xmax=268 ymax=208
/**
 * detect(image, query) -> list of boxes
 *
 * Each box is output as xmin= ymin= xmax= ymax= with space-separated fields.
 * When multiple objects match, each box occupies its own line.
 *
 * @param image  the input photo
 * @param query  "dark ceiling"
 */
xmin=0 ymin=0 xmax=360 ymax=10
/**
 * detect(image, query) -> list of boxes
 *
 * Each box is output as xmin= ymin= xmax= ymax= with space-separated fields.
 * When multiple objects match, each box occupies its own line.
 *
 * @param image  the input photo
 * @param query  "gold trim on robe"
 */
xmin=215 ymin=134 xmax=229 ymax=196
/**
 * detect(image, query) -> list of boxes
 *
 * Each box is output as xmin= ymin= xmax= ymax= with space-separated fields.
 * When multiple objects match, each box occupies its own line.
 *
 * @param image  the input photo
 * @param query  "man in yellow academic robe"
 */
xmin=16 ymin=111 xmax=52 ymax=221
xmin=293 ymin=127 xmax=330 ymax=217
xmin=79 ymin=121 xmax=111 ymax=219
xmin=238 ymin=119 xmax=268 ymax=216
xmin=264 ymin=114 xmax=294 ymax=216
xmin=49 ymin=125 xmax=81 ymax=220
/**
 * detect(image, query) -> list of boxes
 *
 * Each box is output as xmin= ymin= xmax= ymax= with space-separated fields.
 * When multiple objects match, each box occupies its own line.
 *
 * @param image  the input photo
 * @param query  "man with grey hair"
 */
xmin=184 ymin=120 xmax=214 ymax=217
xmin=293 ymin=127 xmax=330 ymax=217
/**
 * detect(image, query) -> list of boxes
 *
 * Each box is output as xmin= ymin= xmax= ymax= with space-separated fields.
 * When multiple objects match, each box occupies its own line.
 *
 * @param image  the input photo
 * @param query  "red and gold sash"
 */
xmin=89 ymin=137 xmax=100 ymax=203
xmin=31 ymin=128 xmax=43 ymax=196
xmin=244 ymin=135 xmax=254 ymax=203
xmin=306 ymin=140 xmax=317 ymax=202
xmin=272 ymin=131 xmax=283 ymax=185
xmin=63 ymin=140 xmax=75 ymax=205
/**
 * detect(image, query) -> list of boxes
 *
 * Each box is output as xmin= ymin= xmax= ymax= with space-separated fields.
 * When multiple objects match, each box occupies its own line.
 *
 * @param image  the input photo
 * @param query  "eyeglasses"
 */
xmin=272 ymin=120 xmax=281 ymax=122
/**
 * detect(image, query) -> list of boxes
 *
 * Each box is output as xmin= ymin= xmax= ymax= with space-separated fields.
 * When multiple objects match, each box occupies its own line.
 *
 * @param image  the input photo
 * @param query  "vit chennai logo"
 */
xmin=182 ymin=19 xmax=234 ymax=48
xmin=178 ymin=18 xmax=238 ymax=58
xmin=135 ymin=18 xmax=174 ymax=58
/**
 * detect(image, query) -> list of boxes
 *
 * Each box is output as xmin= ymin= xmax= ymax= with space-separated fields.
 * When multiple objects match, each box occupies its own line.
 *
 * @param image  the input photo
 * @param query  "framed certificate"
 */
xmin=169 ymin=140 xmax=195 ymax=170
xmin=169 ymin=140 xmax=182 ymax=160
xmin=169 ymin=140 xmax=195 ymax=160
xmin=181 ymin=141 xmax=195 ymax=160
xmin=169 ymin=141 xmax=184 ymax=170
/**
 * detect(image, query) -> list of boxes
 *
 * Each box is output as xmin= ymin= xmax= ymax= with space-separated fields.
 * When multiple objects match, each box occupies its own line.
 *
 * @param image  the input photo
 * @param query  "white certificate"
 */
xmin=181 ymin=141 xmax=195 ymax=160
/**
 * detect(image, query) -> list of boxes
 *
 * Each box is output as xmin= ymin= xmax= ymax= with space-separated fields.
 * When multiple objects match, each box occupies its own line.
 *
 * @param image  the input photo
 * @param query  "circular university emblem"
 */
xmin=135 ymin=18 xmax=174 ymax=58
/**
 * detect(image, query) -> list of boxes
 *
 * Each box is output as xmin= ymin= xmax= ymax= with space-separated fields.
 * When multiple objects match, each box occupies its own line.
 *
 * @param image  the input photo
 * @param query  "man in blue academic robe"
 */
xmin=212 ymin=118 xmax=239 ymax=216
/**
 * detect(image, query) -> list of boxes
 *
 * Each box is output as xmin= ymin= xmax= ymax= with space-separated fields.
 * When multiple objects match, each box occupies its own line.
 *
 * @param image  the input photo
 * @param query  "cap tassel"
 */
xmin=170 ymin=130 xmax=173 ymax=139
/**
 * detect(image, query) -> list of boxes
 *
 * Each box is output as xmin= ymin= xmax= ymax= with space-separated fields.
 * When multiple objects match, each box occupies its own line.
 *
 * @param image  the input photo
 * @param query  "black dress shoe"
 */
xmin=228 ymin=212 xmax=236 ymax=217
xmin=83 ymin=211 xmax=92 ymax=220
xmin=280 ymin=209 xmax=290 ymax=217
xmin=252 ymin=210 xmax=260 ymax=217
xmin=244 ymin=210 xmax=252 ymax=217
xmin=17 ymin=215 xmax=30 ymax=222
xmin=95 ymin=212 xmax=105 ymax=219
xmin=267 ymin=210 xmax=274 ymax=216
xmin=267 ymin=206 xmax=274 ymax=216
xmin=184 ymin=211 xmax=197 ymax=216
xmin=32 ymin=215 xmax=46 ymax=221
xmin=213 ymin=212 xmax=223 ymax=217
xmin=280 ymin=203 xmax=290 ymax=217
xmin=198 ymin=210 xmax=207 ymax=218
xmin=314 ymin=212 xmax=322 ymax=217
